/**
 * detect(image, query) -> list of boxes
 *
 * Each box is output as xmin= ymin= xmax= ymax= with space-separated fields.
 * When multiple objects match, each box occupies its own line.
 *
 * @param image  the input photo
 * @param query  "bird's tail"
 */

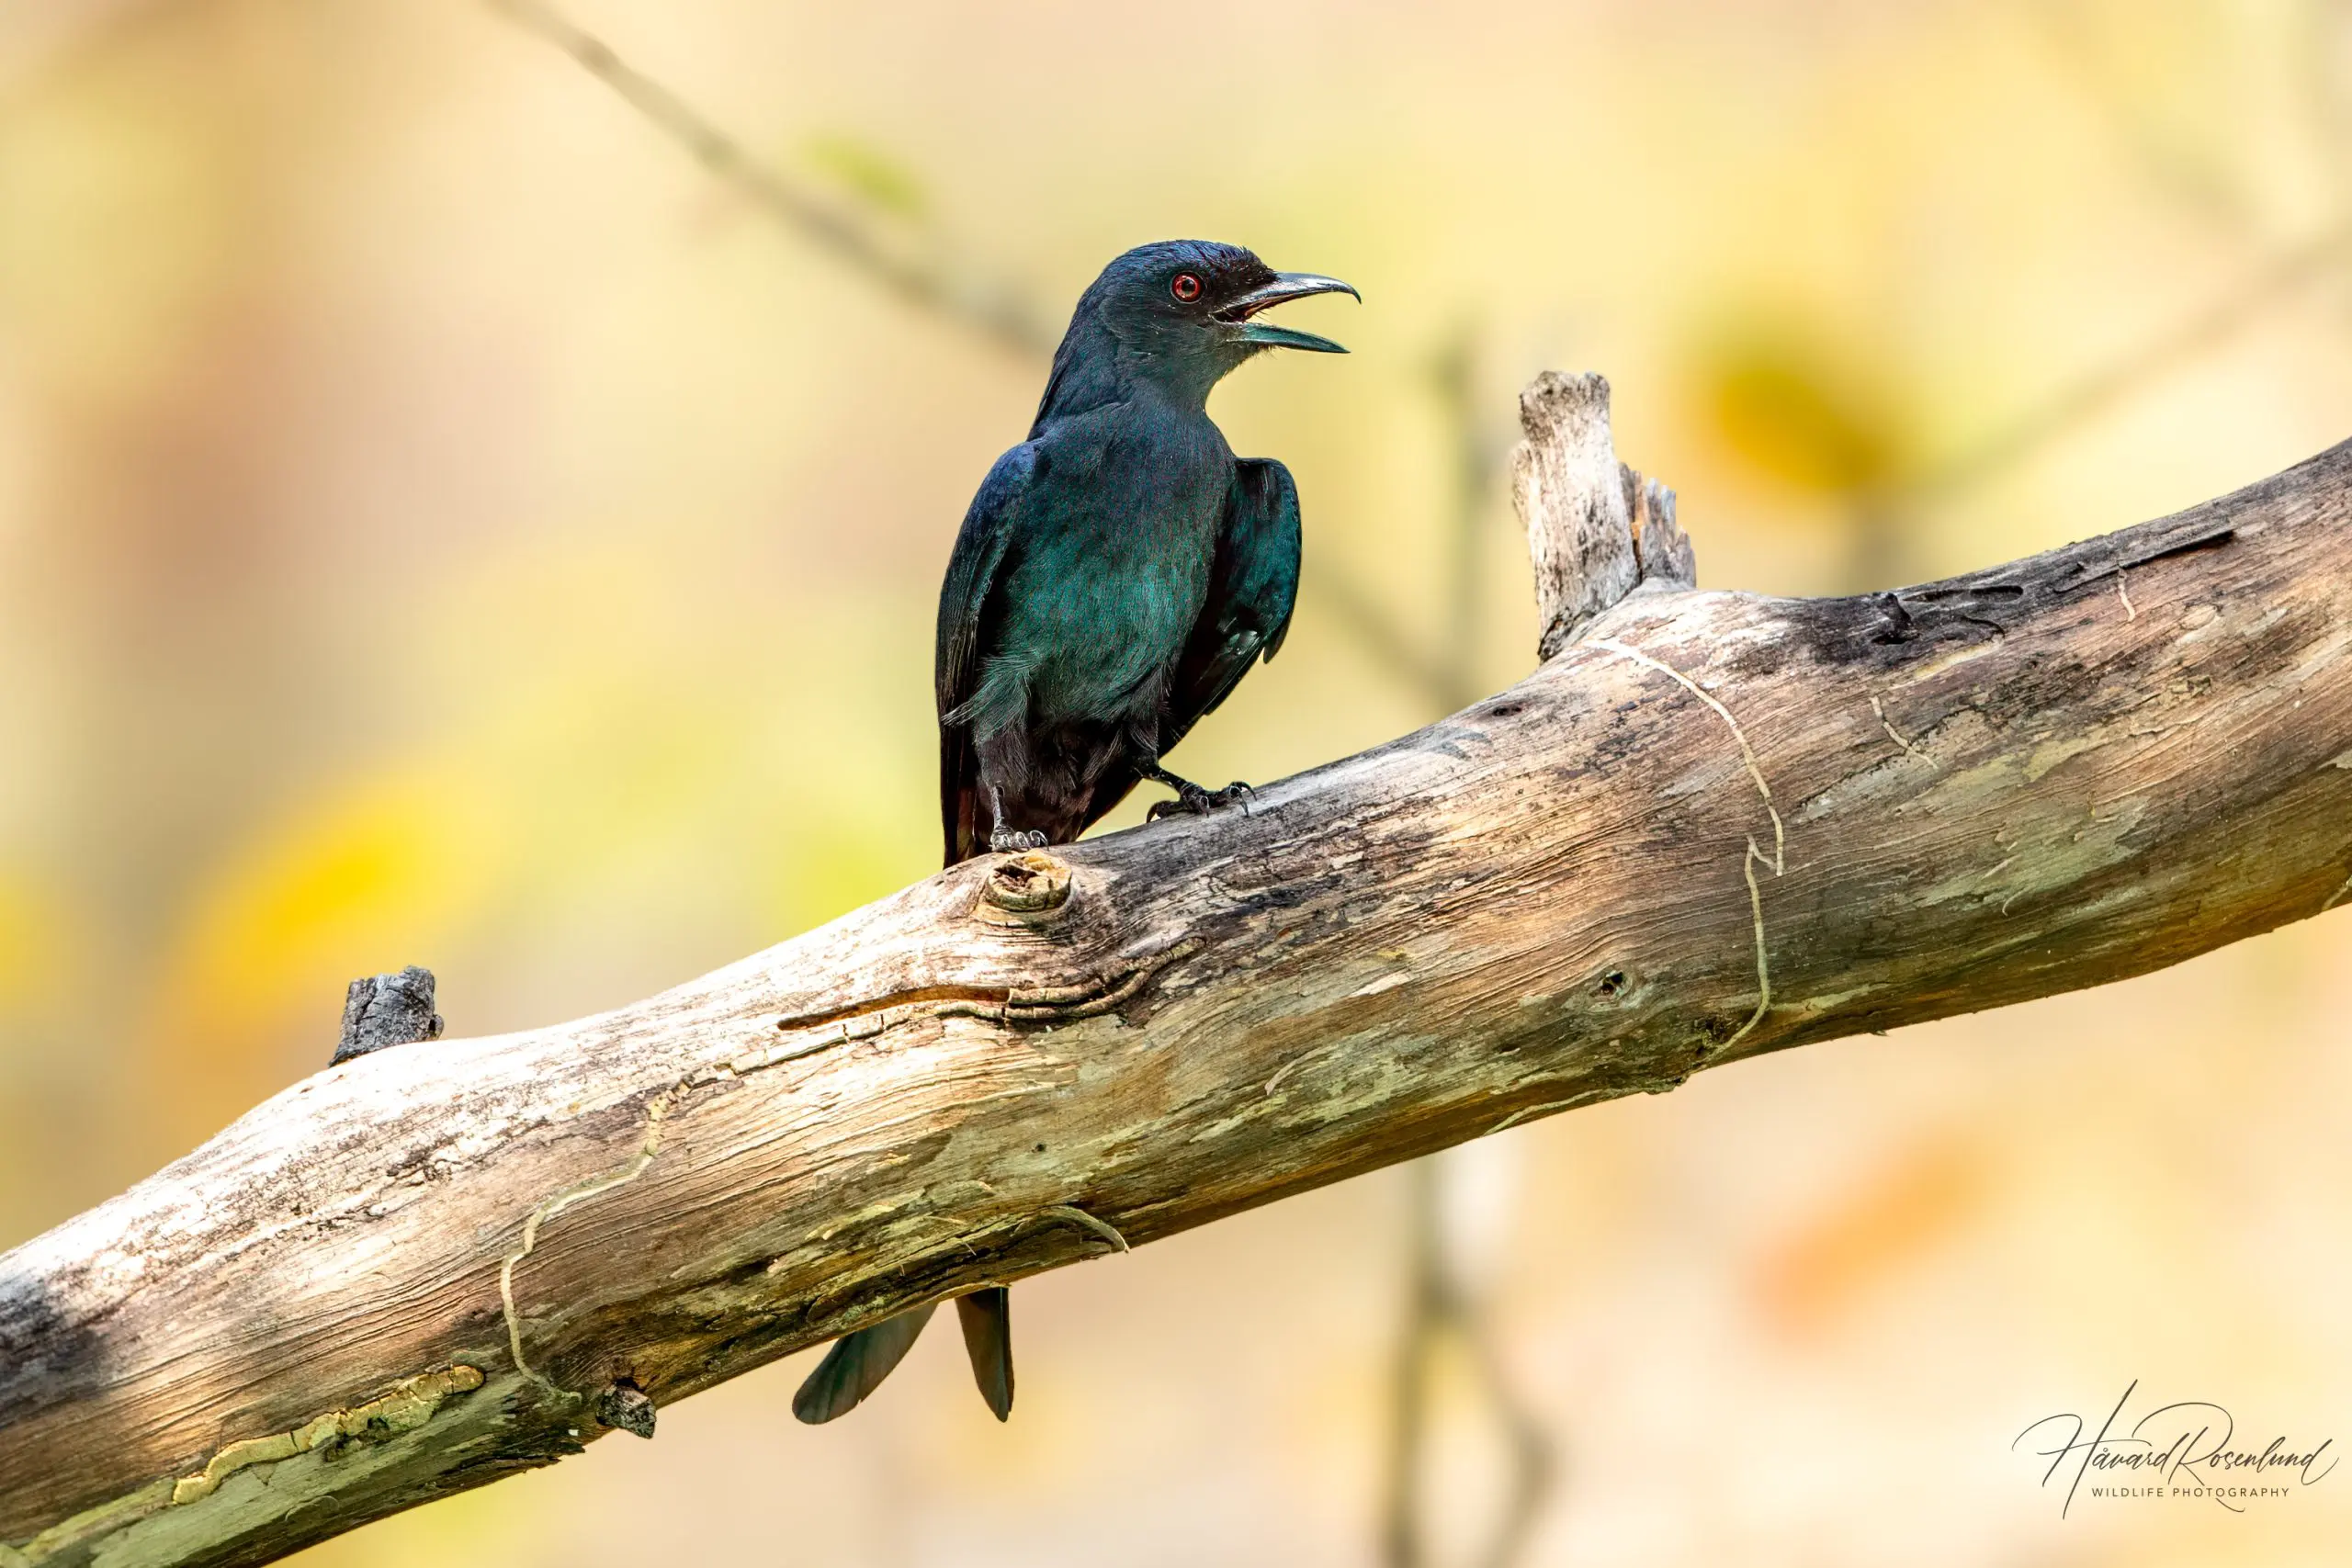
xmin=956 ymin=1288 xmax=1014 ymax=1421
xmin=790 ymin=1292 xmax=1015 ymax=1423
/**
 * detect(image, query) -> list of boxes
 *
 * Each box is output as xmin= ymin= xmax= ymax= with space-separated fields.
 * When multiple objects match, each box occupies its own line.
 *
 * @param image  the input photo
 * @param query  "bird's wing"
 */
xmin=1165 ymin=457 xmax=1302 ymax=749
xmin=1074 ymin=457 xmax=1301 ymax=837
xmin=937 ymin=442 xmax=1038 ymax=865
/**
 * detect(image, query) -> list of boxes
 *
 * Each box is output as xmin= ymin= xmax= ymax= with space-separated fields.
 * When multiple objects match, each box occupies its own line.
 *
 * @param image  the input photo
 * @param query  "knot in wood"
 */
xmin=978 ymin=850 xmax=1073 ymax=926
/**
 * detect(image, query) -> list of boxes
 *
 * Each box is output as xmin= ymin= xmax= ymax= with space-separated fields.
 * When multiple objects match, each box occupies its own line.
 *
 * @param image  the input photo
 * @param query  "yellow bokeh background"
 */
xmin=3 ymin=2 xmax=2349 ymax=1563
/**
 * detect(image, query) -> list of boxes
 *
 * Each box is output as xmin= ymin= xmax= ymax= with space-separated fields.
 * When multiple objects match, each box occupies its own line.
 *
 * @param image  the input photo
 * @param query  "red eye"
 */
xmin=1170 ymin=273 xmax=1203 ymax=302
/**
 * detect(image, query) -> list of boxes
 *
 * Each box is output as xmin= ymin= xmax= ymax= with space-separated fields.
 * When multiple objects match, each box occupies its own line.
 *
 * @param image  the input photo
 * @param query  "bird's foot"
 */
xmin=989 ymin=825 xmax=1049 ymax=852
xmin=1147 ymin=778 xmax=1254 ymax=822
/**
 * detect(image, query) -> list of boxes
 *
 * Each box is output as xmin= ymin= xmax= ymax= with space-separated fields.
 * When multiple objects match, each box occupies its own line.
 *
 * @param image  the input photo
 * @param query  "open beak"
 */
xmin=1218 ymin=271 xmax=1360 ymax=354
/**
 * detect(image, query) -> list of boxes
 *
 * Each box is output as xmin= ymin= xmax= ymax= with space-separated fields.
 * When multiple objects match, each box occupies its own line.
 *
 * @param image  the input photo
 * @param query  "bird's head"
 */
xmin=1047 ymin=240 xmax=1358 ymax=412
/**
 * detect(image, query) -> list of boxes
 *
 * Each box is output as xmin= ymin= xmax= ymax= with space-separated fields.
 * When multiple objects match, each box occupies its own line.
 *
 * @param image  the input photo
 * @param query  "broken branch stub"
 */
xmin=1512 ymin=370 xmax=1695 ymax=658
xmin=331 ymin=967 xmax=444 ymax=1066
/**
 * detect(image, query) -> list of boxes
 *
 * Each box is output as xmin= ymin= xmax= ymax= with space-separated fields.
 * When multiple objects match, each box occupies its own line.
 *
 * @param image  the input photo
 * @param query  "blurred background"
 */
xmin=4 ymin=1 xmax=2351 ymax=1562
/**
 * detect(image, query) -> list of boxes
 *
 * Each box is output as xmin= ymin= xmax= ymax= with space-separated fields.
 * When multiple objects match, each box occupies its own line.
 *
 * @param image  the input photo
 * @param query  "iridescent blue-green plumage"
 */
xmin=795 ymin=239 xmax=1352 ymax=1427
xmin=937 ymin=239 xmax=1343 ymax=861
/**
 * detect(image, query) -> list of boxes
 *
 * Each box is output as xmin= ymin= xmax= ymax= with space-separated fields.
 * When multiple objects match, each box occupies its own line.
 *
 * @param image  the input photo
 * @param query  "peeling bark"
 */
xmin=2 ymin=377 xmax=2348 ymax=1567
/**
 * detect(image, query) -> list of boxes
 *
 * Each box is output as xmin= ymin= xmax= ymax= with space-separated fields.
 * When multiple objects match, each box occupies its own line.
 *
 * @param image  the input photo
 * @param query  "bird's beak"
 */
xmin=1218 ymin=272 xmax=1360 ymax=354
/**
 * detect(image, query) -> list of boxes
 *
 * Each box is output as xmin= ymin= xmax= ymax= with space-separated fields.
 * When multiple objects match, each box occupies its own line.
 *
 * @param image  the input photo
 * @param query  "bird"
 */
xmin=790 ymin=239 xmax=1356 ymax=1426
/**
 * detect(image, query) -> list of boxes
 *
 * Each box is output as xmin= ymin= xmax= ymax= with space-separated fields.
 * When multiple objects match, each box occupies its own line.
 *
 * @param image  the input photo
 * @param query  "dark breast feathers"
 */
xmin=933 ymin=445 xmax=1300 ymax=866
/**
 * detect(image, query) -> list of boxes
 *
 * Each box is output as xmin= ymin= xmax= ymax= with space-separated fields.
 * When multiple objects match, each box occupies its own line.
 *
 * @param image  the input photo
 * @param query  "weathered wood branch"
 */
xmin=5 ymin=374 xmax=2349 ymax=1567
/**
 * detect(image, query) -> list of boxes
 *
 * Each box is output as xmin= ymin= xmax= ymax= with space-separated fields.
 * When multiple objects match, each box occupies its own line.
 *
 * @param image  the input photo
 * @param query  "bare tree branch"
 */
xmin=4 ymin=374 xmax=2348 ymax=1568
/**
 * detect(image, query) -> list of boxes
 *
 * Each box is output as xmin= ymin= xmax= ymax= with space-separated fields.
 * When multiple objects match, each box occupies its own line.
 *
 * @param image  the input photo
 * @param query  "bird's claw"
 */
xmin=989 ymin=827 xmax=1048 ymax=852
xmin=1148 ymin=781 xmax=1254 ymax=822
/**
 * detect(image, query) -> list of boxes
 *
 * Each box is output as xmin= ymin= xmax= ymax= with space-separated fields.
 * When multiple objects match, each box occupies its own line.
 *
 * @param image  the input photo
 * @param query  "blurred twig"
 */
xmin=1383 ymin=1163 xmax=1555 ymax=1568
xmin=1380 ymin=328 xmax=1554 ymax=1568
xmin=1430 ymin=329 xmax=1493 ymax=712
xmin=1790 ymin=1 xmax=2352 ymax=586
xmin=1825 ymin=212 xmax=2352 ymax=590
xmin=1315 ymin=572 xmax=1456 ymax=705
xmin=1923 ymin=1 xmax=2352 ymax=504
xmin=1381 ymin=1162 xmax=1438 ymax=1568
xmin=483 ymin=0 xmax=1056 ymax=356
xmin=2027 ymin=0 xmax=2250 ymax=227
xmin=1903 ymin=214 xmax=2352 ymax=502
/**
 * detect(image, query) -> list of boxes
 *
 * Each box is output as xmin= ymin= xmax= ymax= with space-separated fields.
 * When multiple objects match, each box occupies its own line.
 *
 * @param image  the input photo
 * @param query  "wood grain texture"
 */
xmin=3 ymin=384 xmax=2349 ymax=1567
